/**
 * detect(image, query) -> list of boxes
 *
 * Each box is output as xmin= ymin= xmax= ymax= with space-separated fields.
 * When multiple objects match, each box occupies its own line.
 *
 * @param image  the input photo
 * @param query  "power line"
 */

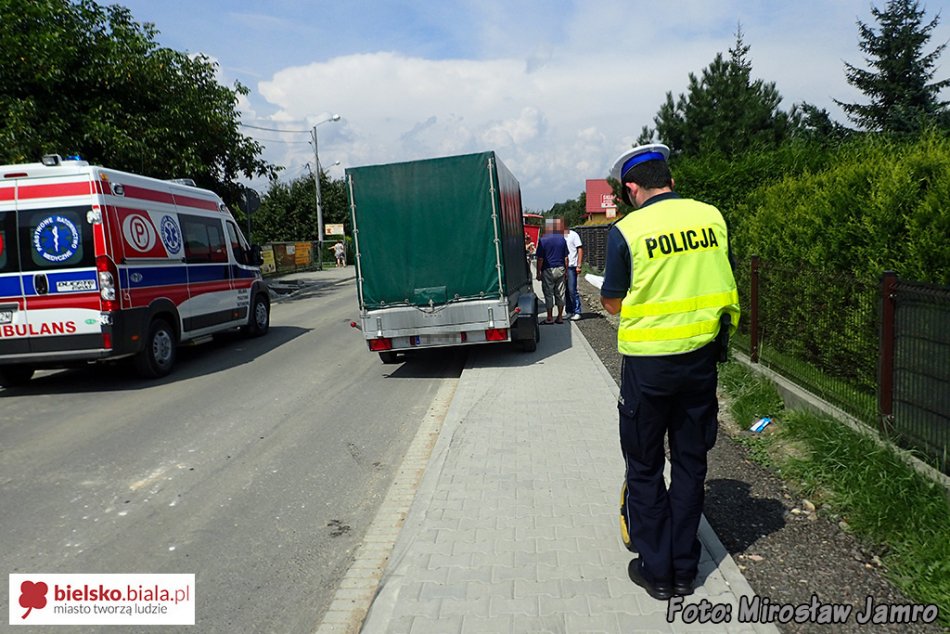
xmin=240 ymin=122 xmax=311 ymax=134
xmin=251 ymin=137 xmax=312 ymax=145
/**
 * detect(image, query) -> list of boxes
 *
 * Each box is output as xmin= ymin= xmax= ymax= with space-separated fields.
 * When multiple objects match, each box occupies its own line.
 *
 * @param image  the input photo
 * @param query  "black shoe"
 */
xmin=673 ymin=578 xmax=695 ymax=596
xmin=627 ymin=558 xmax=672 ymax=601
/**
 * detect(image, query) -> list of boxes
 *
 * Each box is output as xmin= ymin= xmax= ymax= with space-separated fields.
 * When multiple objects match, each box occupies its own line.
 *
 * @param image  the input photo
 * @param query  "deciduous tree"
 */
xmin=0 ymin=0 xmax=275 ymax=198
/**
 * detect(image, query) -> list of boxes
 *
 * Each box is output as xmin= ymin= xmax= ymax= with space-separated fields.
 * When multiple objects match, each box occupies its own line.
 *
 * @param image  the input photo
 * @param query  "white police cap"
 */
xmin=610 ymin=143 xmax=670 ymax=182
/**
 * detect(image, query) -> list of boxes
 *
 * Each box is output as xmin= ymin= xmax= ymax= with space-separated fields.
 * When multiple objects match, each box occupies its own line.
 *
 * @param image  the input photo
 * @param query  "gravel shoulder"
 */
xmin=572 ymin=276 xmax=944 ymax=634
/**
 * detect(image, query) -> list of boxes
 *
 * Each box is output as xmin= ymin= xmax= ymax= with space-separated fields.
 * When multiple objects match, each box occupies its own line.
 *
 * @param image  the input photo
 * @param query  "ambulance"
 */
xmin=0 ymin=155 xmax=269 ymax=386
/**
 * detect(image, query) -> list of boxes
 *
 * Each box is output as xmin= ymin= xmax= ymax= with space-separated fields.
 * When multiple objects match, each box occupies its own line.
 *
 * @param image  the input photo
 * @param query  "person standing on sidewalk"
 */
xmin=564 ymin=225 xmax=584 ymax=321
xmin=535 ymin=218 xmax=569 ymax=324
xmin=600 ymin=143 xmax=739 ymax=600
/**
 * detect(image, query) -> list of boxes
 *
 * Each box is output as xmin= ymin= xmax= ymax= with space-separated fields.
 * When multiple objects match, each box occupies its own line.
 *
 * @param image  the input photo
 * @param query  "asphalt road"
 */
xmin=0 ymin=275 xmax=465 ymax=633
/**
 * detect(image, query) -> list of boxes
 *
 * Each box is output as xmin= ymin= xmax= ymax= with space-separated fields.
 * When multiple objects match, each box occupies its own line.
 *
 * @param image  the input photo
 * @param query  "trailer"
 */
xmin=347 ymin=151 xmax=540 ymax=363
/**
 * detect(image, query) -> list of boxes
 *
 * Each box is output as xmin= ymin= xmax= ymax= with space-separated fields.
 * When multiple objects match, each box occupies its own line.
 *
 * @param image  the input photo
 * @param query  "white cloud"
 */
xmin=240 ymin=0 xmax=950 ymax=209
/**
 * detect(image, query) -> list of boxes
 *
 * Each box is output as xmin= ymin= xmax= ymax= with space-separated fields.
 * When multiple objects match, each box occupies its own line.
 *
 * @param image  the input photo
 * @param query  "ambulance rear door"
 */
xmin=4 ymin=178 xmax=103 ymax=358
xmin=0 ymin=197 xmax=29 ymax=358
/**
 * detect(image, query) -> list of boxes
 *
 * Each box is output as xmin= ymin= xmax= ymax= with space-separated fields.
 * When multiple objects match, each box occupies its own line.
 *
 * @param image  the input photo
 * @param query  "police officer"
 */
xmin=600 ymin=143 xmax=739 ymax=600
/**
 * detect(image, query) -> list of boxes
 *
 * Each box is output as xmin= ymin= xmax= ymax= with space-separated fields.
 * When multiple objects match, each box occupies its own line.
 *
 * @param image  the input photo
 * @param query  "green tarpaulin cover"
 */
xmin=348 ymin=151 xmax=529 ymax=310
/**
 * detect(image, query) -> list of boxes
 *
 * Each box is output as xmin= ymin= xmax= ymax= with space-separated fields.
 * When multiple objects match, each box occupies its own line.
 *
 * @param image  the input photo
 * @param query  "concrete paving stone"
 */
xmin=408 ymin=615 xmax=463 ymax=634
xmin=444 ymin=564 xmax=493 ymax=585
xmin=314 ymin=622 xmax=352 ymax=634
xmin=474 ymin=526 xmax=516 ymax=542
xmin=464 ymin=580 xmax=514 ymax=601
xmin=421 ymin=518 xmax=462 ymax=531
xmin=535 ymin=563 xmax=583 ymax=582
xmin=458 ymin=615 xmax=514 ymax=634
xmin=417 ymin=581 xmax=468 ymax=602
xmin=635 ymin=593 xmax=676 ymax=618
xmin=562 ymin=612 xmax=626 ymax=634
xmin=614 ymin=609 xmax=674 ymax=632
xmin=512 ymin=579 xmax=561 ymax=599
xmin=534 ymin=537 xmax=569 ymax=554
xmin=588 ymin=592 xmax=640 ymax=616
xmin=469 ymin=551 xmax=515 ymax=569
xmin=491 ymin=564 xmax=538 ymax=584
xmin=509 ymin=613 xmax=567 ymax=633
xmin=558 ymin=548 xmax=606 ymax=567
xmin=332 ymin=587 xmax=376 ymax=603
xmin=607 ymin=574 xmax=643 ymax=599
xmin=512 ymin=549 xmax=558 ymax=569
xmin=450 ymin=540 xmax=493 ymax=557
xmin=513 ymin=525 xmax=558 ymax=541
xmin=558 ymin=577 xmax=612 ymax=599
xmin=539 ymin=594 xmax=590 ymax=616
xmin=494 ymin=538 xmax=536 ymax=555
xmin=489 ymin=596 xmax=540 ymax=618
xmin=411 ymin=540 xmax=455 ymax=556
xmin=426 ymin=552 xmax=473 ymax=569
xmin=397 ymin=565 xmax=449 ymax=586
xmin=438 ymin=596 xmax=491 ymax=619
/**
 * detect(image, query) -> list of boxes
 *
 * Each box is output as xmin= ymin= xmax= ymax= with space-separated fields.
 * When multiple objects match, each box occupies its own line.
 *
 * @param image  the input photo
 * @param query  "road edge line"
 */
xmin=313 ymin=377 xmax=458 ymax=634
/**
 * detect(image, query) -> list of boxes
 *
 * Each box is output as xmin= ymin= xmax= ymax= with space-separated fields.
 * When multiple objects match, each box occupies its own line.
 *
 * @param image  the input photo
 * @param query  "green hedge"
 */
xmin=674 ymin=130 xmax=950 ymax=417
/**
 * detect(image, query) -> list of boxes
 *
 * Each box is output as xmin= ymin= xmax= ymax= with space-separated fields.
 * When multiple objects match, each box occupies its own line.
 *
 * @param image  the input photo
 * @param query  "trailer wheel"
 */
xmin=135 ymin=318 xmax=176 ymax=378
xmin=519 ymin=318 xmax=538 ymax=353
xmin=243 ymin=293 xmax=270 ymax=337
xmin=378 ymin=351 xmax=399 ymax=364
xmin=0 ymin=365 xmax=35 ymax=387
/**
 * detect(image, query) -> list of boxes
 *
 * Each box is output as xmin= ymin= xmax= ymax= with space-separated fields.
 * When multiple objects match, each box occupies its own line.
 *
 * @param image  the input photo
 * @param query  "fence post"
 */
xmin=750 ymin=255 xmax=760 ymax=363
xmin=878 ymin=271 xmax=897 ymax=434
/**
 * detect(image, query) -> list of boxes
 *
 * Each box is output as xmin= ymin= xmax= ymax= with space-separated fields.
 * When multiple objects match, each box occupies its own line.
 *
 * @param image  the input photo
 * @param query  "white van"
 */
xmin=0 ymin=155 xmax=269 ymax=385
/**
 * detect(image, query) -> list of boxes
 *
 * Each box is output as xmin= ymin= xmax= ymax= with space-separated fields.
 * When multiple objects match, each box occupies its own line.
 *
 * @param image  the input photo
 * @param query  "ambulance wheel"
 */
xmin=0 ymin=365 xmax=35 ymax=387
xmin=243 ymin=293 xmax=270 ymax=337
xmin=135 ymin=318 xmax=176 ymax=378
xmin=378 ymin=351 xmax=399 ymax=364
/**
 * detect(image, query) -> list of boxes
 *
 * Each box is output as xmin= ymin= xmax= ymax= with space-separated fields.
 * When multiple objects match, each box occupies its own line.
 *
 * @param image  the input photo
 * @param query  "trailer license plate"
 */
xmin=0 ymin=309 xmax=12 ymax=324
xmin=418 ymin=334 xmax=460 ymax=346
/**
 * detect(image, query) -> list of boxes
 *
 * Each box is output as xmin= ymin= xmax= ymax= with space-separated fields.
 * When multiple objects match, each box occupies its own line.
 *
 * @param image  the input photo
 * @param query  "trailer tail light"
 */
xmin=368 ymin=337 xmax=392 ymax=351
xmin=96 ymin=255 xmax=118 ymax=312
xmin=485 ymin=328 xmax=508 ymax=342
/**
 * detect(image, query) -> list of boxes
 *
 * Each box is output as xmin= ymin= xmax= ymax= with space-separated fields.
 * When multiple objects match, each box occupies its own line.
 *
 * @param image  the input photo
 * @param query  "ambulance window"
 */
xmin=0 ymin=210 xmax=15 ymax=273
xmin=17 ymin=207 xmax=95 ymax=272
xmin=181 ymin=215 xmax=227 ymax=264
xmin=226 ymin=222 xmax=247 ymax=264
xmin=207 ymin=223 xmax=227 ymax=263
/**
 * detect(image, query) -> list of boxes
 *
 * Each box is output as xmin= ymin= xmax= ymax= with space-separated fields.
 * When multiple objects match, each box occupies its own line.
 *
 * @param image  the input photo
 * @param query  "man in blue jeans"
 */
xmin=564 ymin=226 xmax=584 ymax=320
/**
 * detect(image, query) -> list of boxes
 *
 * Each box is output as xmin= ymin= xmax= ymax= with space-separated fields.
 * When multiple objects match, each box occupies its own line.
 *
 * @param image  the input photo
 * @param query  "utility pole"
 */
xmin=311 ymin=114 xmax=341 ymax=271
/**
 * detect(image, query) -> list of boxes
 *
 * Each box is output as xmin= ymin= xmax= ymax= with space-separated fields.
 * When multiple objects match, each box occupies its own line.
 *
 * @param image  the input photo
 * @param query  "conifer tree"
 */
xmin=835 ymin=0 xmax=949 ymax=133
xmin=638 ymin=26 xmax=795 ymax=156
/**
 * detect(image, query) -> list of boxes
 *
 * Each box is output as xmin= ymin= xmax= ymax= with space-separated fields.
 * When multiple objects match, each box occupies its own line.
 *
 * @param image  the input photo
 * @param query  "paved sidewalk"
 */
xmin=266 ymin=265 xmax=355 ymax=300
xmin=359 ymin=308 xmax=780 ymax=633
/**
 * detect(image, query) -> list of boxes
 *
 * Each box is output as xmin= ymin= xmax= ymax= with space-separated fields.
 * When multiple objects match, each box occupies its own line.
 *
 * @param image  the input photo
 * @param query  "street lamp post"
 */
xmin=311 ymin=113 xmax=341 ymax=270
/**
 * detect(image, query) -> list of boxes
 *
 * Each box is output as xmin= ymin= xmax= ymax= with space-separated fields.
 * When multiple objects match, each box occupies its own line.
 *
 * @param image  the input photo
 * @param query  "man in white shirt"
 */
xmin=564 ymin=227 xmax=584 ymax=320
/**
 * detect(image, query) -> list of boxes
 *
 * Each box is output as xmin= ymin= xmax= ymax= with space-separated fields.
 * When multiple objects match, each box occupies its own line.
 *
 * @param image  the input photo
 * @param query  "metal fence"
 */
xmin=885 ymin=275 xmax=950 ymax=472
xmin=573 ymin=225 xmax=610 ymax=271
xmin=735 ymin=257 xmax=949 ymax=474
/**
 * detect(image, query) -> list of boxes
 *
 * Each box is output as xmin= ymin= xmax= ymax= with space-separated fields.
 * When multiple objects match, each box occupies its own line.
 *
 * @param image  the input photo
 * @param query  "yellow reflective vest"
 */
xmin=614 ymin=197 xmax=740 ymax=356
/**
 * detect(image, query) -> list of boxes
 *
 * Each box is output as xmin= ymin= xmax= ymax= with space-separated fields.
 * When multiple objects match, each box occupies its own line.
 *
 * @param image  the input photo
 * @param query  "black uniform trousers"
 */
xmin=618 ymin=340 xmax=719 ymax=585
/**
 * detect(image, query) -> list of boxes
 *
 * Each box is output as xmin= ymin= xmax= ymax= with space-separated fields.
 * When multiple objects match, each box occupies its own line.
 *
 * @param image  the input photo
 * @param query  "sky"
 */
xmin=114 ymin=0 xmax=950 ymax=210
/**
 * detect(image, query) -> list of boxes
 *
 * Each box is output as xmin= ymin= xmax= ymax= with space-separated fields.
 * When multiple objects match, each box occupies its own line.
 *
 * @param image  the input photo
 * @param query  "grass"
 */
xmin=718 ymin=362 xmax=950 ymax=625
